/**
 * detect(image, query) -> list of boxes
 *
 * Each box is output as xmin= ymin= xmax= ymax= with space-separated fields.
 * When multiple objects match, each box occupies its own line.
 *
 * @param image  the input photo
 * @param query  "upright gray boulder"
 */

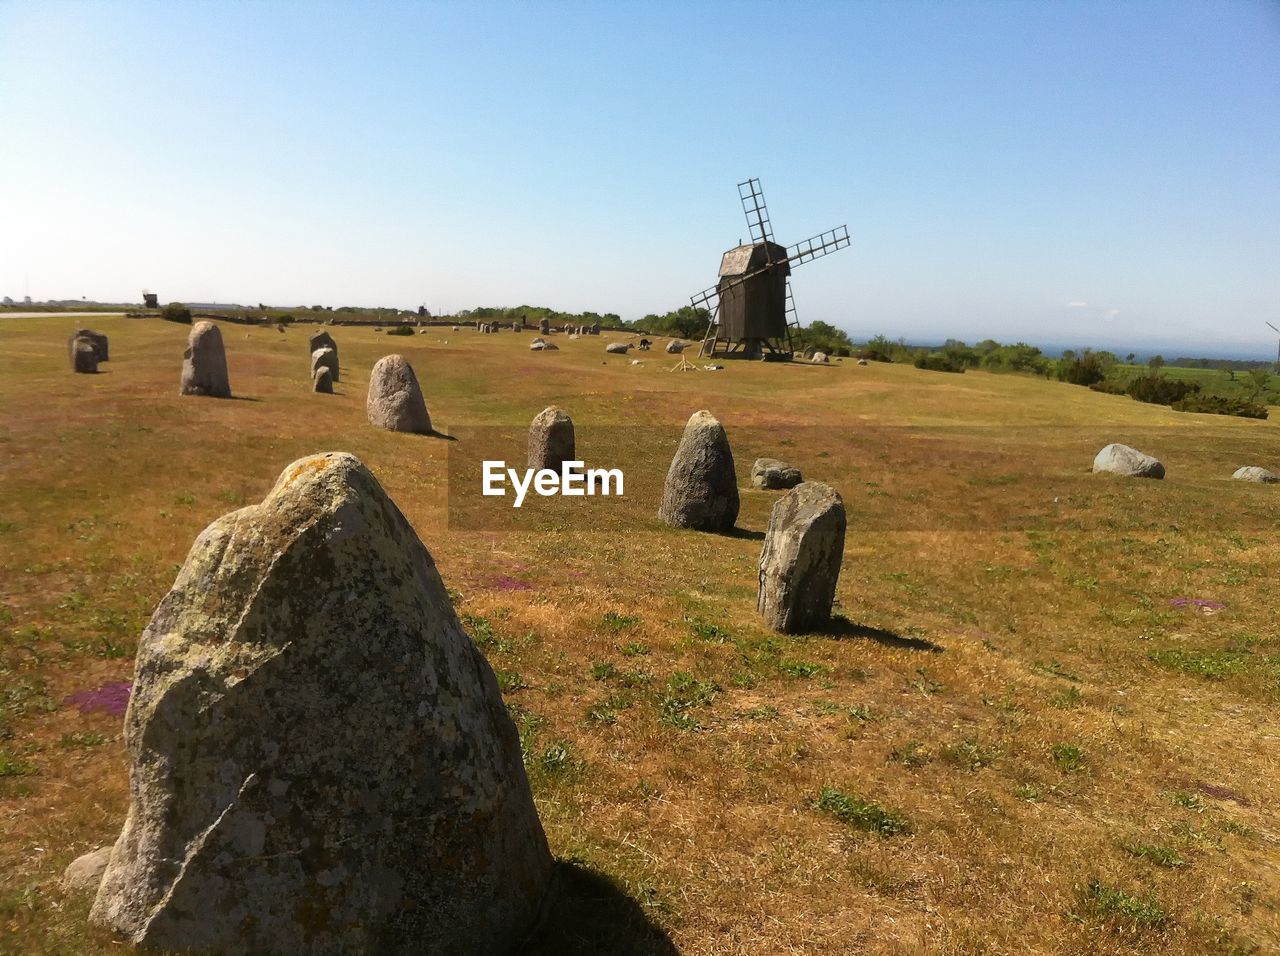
xmin=179 ymin=321 xmax=231 ymax=397
xmin=308 ymin=330 xmax=337 ymax=357
xmin=70 ymin=336 xmax=99 ymax=373
xmin=70 ymin=328 xmax=109 ymax=362
xmin=665 ymin=340 xmax=686 ymax=354
xmin=752 ymin=458 xmax=803 ymax=490
xmin=539 ymin=318 xmax=550 ymax=335
xmin=528 ymin=406 xmax=575 ymax=471
xmin=757 ymin=482 xmax=846 ymax=633
xmin=311 ymin=345 xmax=339 ymax=383
xmin=1092 ymin=443 xmax=1164 ymax=479
xmin=1232 ymin=466 xmax=1278 ymax=483
xmin=367 ymin=354 xmax=431 ymax=433
xmin=658 ymin=410 xmax=740 ymax=532
xmin=313 ymin=366 xmax=333 ymax=393
xmin=606 ymin=342 xmax=630 ymax=355
xmin=90 ymin=453 xmax=552 ymax=954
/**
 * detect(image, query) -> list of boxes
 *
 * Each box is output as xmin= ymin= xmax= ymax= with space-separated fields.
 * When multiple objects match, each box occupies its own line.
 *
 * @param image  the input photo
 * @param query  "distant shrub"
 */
xmin=1126 ymin=374 xmax=1199 ymax=406
xmin=1057 ymin=349 xmax=1113 ymax=386
xmin=1088 ymin=379 xmax=1127 ymax=395
xmin=161 ymin=302 xmax=192 ymax=324
xmin=858 ymin=334 xmax=896 ymax=363
xmin=1171 ymin=394 xmax=1268 ymax=419
xmin=913 ymin=352 xmax=966 ymax=374
xmin=385 ymin=325 xmax=415 ymax=336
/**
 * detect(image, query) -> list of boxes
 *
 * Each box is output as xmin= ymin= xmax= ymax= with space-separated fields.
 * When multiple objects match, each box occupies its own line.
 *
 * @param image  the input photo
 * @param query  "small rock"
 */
xmin=658 ymin=410 xmax=739 ymax=532
xmin=1093 ymin=443 xmax=1165 ymax=479
xmin=752 ymin=458 xmax=803 ymax=490
xmin=64 ymin=847 xmax=113 ymax=892
xmin=857 ymin=358 xmax=869 ymax=366
xmin=528 ymin=407 xmax=575 ymax=471
xmin=367 ymin=354 xmax=431 ymax=433
xmin=1232 ymin=466 xmax=1279 ymax=483
xmin=630 ymin=359 xmax=643 ymax=366
xmin=313 ymin=366 xmax=333 ymax=393
xmin=180 ymin=321 xmax=231 ymax=398
xmin=757 ymin=482 xmax=847 ymax=633
xmin=605 ymin=342 xmax=630 ymax=354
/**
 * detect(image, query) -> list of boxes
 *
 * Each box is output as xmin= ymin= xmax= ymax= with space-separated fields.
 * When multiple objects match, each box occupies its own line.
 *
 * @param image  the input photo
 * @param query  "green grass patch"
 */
xmin=1122 ymin=842 xmax=1186 ymax=868
xmin=1051 ymin=742 xmax=1086 ymax=773
xmin=1079 ymin=879 xmax=1170 ymax=930
xmin=814 ymin=787 xmax=909 ymax=836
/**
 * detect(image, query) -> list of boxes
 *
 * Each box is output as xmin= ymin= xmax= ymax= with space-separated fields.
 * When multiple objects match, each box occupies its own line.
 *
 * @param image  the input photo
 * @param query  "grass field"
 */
xmin=2 ymin=315 xmax=1279 ymax=954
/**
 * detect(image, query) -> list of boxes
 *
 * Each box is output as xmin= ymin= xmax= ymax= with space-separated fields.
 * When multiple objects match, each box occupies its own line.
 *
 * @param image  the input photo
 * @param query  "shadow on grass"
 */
xmin=826 ymin=616 xmax=944 ymax=653
xmin=725 ymin=526 xmax=766 ymax=541
xmin=522 ymin=860 xmax=676 ymax=956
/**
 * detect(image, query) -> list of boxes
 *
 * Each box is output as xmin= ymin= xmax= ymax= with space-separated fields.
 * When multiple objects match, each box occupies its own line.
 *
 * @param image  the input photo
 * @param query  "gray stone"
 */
xmin=1092 ymin=443 xmax=1165 ymax=479
xmin=1232 ymin=466 xmax=1279 ymax=483
xmin=752 ymin=458 xmax=803 ymax=490
xmin=528 ymin=406 xmax=575 ymax=471
xmin=757 ymin=482 xmax=847 ymax=633
xmin=308 ymin=330 xmax=337 ymax=357
xmin=856 ymin=358 xmax=869 ymax=366
xmin=590 ymin=323 xmax=600 ymax=335
xmin=665 ymin=340 xmax=685 ymax=354
xmin=89 ymin=453 xmax=552 ymax=954
xmin=71 ymin=337 xmax=99 ymax=373
xmin=606 ymin=342 xmax=630 ymax=355
xmin=367 ymin=354 xmax=431 ymax=433
xmin=811 ymin=352 xmax=829 ymax=364
xmin=529 ymin=338 xmax=559 ymax=352
xmin=311 ymin=346 xmax=339 ymax=383
xmin=179 ymin=321 xmax=231 ymax=397
xmin=64 ymin=846 xmax=113 ymax=892
xmin=69 ymin=328 xmax=109 ymax=362
xmin=658 ymin=410 xmax=740 ymax=532
xmin=313 ymin=366 xmax=333 ymax=394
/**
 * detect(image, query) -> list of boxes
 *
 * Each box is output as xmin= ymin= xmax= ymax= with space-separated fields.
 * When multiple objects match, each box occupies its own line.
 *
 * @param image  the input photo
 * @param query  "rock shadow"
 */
xmin=725 ymin=526 xmax=765 ymax=541
xmin=825 ymin=617 xmax=944 ymax=653
xmin=522 ymin=860 xmax=677 ymax=956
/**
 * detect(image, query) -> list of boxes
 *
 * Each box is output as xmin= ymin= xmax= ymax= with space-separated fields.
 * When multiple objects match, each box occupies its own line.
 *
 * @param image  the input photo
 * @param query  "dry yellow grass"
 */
xmin=1 ymin=315 xmax=1278 ymax=954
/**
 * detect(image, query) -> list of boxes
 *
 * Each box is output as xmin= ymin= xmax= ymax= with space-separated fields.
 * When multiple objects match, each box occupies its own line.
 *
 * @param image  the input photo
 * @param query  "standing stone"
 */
xmin=528 ymin=406 xmax=575 ymax=471
xmin=752 ymin=458 xmax=803 ymax=490
xmin=757 ymin=482 xmax=846 ymax=633
xmin=313 ymin=366 xmax=333 ymax=393
xmin=658 ymin=410 xmax=740 ymax=532
xmin=1232 ymin=466 xmax=1279 ymax=483
xmin=367 ymin=354 xmax=431 ymax=433
xmin=308 ymin=330 xmax=337 ymax=357
xmin=89 ymin=453 xmax=552 ymax=953
xmin=1092 ymin=443 xmax=1165 ymax=479
xmin=179 ymin=321 xmax=231 ymax=397
xmin=606 ymin=342 xmax=630 ymax=355
xmin=591 ymin=322 xmax=600 ymax=335
xmin=539 ymin=318 xmax=550 ymax=335
xmin=71 ymin=337 xmax=99 ymax=373
xmin=311 ymin=345 xmax=339 ymax=382
xmin=69 ymin=328 xmax=109 ymax=362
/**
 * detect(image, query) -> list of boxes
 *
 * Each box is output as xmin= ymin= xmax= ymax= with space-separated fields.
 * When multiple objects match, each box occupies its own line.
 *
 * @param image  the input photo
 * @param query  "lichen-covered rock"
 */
xmin=658 ymin=410 xmax=739 ymax=532
xmin=605 ymin=342 xmax=630 ymax=354
xmin=308 ymin=330 xmax=337 ymax=357
xmin=1092 ymin=443 xmax=1164 ymax=479
xmin=69 ymin=328 xmax=109 ymax=362
xmin=665 ymin=340 xmax=685 ymax=354
xmin=311 ymin=345 xmax=339 ymax=383
xmin=1232 ymin=466 xmax=1278 ymax=483
xmin=752 ymin=458 xmax=803 ymax=490
xmin=179 ymin=321 xmax=231 ymax=397
xmin=90 ymin=453 xmax=552 ymax=954
xmin=811 ymin=351 xmax=829 ymax=364
xmin=367 ymin=354 xmax=430 ymax=433
xmin=71 ymin=337 xmax=99 ymax=373
xmin=64 ymin=847 xmax=113 ymax=892
xmin=528 ymin=406 xmax=575 ymax=471
xmin=313 ymin=366 xmax=333 ymax=394
xmin=757 ymin=482 xmax=846 ymax=633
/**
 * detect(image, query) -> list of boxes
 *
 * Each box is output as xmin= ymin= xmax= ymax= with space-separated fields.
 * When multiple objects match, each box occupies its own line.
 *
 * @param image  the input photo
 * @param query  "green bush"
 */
xmin=913 ymin=352 xmax=966 ymax=373
xmin=1126 ymin=374 xmax=1199 ymax=406
xmin=1056 ymin=349 xmax=1114 ymax=386
xmin=385 ymin=325 xmax=415 ymax=336
xmin=160 ymin=302 xmax=192 ymax=324
xmin=857 ymin=334 xmax=897 ymax=363
xmin=1088 ymin=379 xmax=1127 ymax=395
xmin=1171 ymin=394 xmax=1268 ymax=419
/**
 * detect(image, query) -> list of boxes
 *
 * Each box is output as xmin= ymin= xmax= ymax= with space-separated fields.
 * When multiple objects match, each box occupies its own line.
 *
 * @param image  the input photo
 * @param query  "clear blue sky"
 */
xmin=2 ymin=1 xmax=1277 ymax=356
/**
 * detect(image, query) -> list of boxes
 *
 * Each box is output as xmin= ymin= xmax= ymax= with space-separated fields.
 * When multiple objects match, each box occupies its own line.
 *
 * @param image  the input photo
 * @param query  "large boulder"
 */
xmin=313 ymin=366 xmax=333 ymax=394
xmin=311 ymin=345 xmax=339 ymax=382
xmin=665 ymin=340 xmax=686 ymax=354
xmin=89 ymin=453 xmax=553 ymax=953
xmin=367 ymin=354 xmax=431 ymax=433
xmin=1232 ymin=466 xmax=1279 ymax=483
xmin=179 ymin=321 xmax=231 ymax=397
xmin=752 ymin=458 xmax=803 ymax=490
xmin=308 ymin=330 xmax=337 ymax=357
xmin=70 ymin=328 xmax=109 ymax=362
xmin=70 ymin=336 xmax=99 ymax=373
xmin=605 ymin=342 xmax=630 ymax=355
xmin=538 ymin=318 xmax=550 ymax=335
xmin=1092 ymin=443 xmax=1165 ymax=479
xmin=757 ymin=482 xmax=846 ymax=633
xmin=658 ymin=410 xmax=740 ymax=532
xmin=528 ymin=406 xmax=575 ymax=471
xmin=811 ymin=352 xmax=829 ymax=364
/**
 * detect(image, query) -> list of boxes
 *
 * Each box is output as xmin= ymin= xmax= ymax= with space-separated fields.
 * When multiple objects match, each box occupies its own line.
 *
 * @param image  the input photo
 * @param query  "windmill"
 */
xmin=692 ymin=178 xmax=850 ymax=360
xmin=1267 ymin=322 xmax=1280 ymax=374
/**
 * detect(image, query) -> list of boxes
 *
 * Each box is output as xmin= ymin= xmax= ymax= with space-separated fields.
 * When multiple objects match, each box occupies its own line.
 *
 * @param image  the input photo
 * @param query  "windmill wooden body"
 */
xmin=693 ymin=179 xmax=850 ymax=359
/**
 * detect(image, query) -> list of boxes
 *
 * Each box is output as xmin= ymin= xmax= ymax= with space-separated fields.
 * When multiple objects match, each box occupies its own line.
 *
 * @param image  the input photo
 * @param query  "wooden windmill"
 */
xmin=693 ymin=178 xmax=850 ymax=359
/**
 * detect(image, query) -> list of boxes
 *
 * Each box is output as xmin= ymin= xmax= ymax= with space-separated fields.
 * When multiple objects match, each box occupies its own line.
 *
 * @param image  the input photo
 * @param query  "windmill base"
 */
xmin=699 ymin=337 xmax=793 ymax=361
